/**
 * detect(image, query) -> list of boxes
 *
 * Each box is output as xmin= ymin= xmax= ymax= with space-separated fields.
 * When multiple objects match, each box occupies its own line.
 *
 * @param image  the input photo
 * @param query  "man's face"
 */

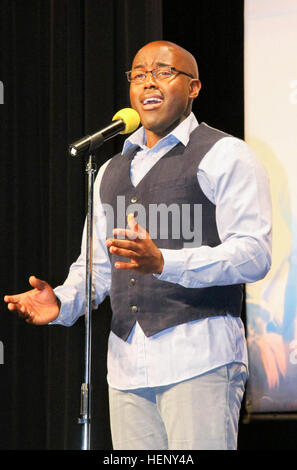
xmin=129 ymin=42 xmax=200 ymax=145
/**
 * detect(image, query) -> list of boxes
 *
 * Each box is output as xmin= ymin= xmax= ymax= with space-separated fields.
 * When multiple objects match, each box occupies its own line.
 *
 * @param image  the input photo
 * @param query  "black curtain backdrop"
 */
xmin=1 ymin=0 xmax=296 ymax=451
xmin=0 ymin=0 xmax=163 ymax=450
xmin=163 ymin=0 xmax=245 ymax=139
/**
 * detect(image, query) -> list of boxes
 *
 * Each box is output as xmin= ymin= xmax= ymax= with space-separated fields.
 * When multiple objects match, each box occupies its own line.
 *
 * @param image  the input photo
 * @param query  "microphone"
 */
xmin=69 ymin=108 xmax=140 ymax=157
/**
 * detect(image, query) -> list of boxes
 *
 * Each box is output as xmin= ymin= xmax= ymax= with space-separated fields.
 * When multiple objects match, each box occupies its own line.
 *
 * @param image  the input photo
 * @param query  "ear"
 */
xmin=189 ymin=79 xmax=201 ymax=99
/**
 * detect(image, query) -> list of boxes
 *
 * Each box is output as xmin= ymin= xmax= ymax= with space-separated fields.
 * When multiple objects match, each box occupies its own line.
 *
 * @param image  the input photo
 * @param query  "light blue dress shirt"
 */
xmin=53 ymin=113 xmax=272 ymax=390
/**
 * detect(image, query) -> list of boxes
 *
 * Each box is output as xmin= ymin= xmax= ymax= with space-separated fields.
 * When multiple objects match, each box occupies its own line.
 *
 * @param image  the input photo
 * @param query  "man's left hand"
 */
xmin=106 ymin=214 xmax=164 ymax=274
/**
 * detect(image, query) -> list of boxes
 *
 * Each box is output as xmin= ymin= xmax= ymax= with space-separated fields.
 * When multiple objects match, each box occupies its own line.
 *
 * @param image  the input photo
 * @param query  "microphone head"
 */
xmin=112 ymin=108 xmax=140 ymax=134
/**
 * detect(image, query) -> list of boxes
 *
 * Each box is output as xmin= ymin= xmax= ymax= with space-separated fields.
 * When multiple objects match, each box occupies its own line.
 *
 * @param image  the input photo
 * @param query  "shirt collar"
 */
xmin=121 ymin=112 xmax=199 ymax=155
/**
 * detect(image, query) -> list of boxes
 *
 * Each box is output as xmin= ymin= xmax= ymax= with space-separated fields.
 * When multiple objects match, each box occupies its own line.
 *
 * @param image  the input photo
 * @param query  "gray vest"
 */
xmin=100 ymin=123 xmax=243 ymax=340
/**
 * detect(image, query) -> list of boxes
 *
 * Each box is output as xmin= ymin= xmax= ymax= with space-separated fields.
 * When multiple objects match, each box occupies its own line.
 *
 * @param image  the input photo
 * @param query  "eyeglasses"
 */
xmin=125 ymin=66 xmax=194 ymax=83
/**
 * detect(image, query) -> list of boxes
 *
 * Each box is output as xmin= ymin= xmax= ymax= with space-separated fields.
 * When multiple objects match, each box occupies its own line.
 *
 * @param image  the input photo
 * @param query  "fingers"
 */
xmin=106 ymin=235 xmax=142 ymax=269
xmin=4 ymin=276 xmax=45 ymax=304
xmin=107 ymin=237 xmax=139 ymax=251
xmin=127 ymin=213 xmax=148 ymax=237
xmin=114 ymin=260 xmax=139 ymax=270
xmin=4 ymin=294 xmax=24 ymax=315
xmin=4 ymin=275 xmax=42 ymax=316
xmin=6 ymin=300 xmax=35 ymax=323
xmin=20 ymin=305 xmax=34 ymax=322
xmin=109 ymin=245 xmax=139 ymax=259
xmin=112 ymin=227 xmax=147 ymax=240
xmin=29 ymin=275 xmax=46 ymax=290
xmin=6 ymin=301 xmax=21 ymax=311
xmin=112 ymin=214 xmax=148 ymax=240
xmin=7 ymin=301 xmax=28 ymax=313
xmin=127 ymin=213 xmax=137 ymax=230
xmin=4 ymin=294 xmax=21 ymax=304
xmin=6 ymin=301 xmax=32 ymax=321
xmin=106 ymin=214 xmax=161 ymax=274
xmin=25 ymin=315 xmax=35 ymax=324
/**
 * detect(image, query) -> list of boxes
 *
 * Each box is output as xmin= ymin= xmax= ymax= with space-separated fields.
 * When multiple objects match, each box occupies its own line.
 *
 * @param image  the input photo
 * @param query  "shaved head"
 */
xmin=133 ymin=41 xmax=199 ymax=79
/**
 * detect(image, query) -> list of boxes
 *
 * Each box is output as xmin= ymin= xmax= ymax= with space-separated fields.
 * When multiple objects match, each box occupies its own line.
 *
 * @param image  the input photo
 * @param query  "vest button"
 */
xmin=130 ymin=278 xmax=136 ymax=286
xmin=130 ymin=196 xmax=138 ymax=203
xmin=131 ymin=305 xmax=138 ymax=313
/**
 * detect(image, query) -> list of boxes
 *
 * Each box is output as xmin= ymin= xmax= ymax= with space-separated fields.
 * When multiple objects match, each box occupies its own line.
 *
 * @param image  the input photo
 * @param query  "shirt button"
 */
xmin=130 ymin=196 xmax=138 ymax=203
xmin=130 ymin=278 xmax=136 ymax=286
xmin=131 ymin=305 xmax=138 ymax=313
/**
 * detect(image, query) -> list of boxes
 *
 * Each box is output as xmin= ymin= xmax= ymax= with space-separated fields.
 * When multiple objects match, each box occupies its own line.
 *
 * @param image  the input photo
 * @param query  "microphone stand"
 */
xmin=69 ymin=109 xmax=139 ymax=450
xmin=77 ymin=153 xmax=97 ymax=450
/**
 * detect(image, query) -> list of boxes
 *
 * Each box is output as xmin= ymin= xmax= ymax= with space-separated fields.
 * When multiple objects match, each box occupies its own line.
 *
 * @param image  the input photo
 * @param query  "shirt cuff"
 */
xmin=153 ymin=248 xmax=186 ymax=284
xmin=48 ymin=300 xmax=66 ymax=325
xmin=48 ymin=288 xmax=78 ymax=326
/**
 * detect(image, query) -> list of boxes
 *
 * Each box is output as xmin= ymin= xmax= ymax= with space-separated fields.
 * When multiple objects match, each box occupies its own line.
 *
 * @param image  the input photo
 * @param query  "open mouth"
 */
xmin=141 ymin=96 xmax=163 ymax=109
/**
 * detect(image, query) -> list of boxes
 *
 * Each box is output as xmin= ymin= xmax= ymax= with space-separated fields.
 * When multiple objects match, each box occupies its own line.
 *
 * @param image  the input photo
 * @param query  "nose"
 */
xmin=143 ymin=71 xmax=158 ymax=88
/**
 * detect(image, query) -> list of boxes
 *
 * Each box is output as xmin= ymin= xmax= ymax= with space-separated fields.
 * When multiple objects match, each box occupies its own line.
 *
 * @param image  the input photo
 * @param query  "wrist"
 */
xmin=55 ymin=296 xmax=61 ymax=313
xmin=155 ymin=251 xmax=164 ymax=274
xmin=154 ymin=248 xmax=186 ymax=284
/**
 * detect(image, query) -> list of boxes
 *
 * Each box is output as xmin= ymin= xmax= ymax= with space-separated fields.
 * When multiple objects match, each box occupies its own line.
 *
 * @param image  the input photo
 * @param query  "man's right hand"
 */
xmin=4 ymin=276 xmax=60 ymax=325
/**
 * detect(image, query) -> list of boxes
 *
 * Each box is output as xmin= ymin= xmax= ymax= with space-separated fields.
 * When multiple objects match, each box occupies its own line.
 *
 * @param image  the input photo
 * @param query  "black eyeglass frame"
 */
xmin=125 ymin=66 xmax=194 ymax=83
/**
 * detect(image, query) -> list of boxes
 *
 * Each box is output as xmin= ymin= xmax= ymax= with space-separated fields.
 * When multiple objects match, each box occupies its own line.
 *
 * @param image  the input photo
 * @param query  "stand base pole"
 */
xmin=78 ymin=154 xmax=97 ymax=450
xmin=78 ymin=382 xmax=91 ymax=449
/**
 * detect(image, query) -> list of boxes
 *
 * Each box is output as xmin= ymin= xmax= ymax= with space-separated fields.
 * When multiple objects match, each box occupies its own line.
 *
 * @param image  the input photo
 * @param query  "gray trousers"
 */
xmin=108 ymin=362 xmax=247 ymax=450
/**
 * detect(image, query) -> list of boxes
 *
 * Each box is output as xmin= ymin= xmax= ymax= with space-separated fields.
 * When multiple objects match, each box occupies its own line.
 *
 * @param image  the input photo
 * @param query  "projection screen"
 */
xmin=244 ymin=0 xmax=297 ymax=413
